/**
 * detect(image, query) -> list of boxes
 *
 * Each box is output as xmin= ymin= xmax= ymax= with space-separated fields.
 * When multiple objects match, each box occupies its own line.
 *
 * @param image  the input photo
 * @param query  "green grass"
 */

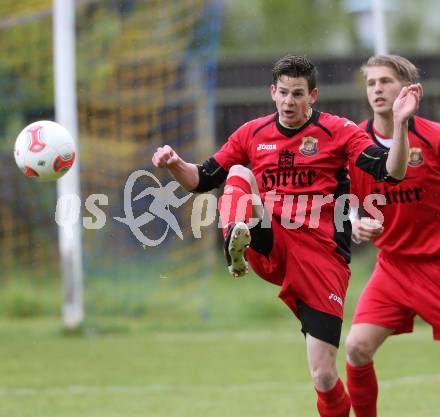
xmin=0 ymin=249 xmax=438 ymax=417
xmin=0 ymin=320 xmax=438 ymax=417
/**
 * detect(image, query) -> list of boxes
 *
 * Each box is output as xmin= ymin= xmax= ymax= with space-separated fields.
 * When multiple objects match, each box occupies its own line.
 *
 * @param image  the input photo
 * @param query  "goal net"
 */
xmin=0 ymin=0 xmax=222 ymax=321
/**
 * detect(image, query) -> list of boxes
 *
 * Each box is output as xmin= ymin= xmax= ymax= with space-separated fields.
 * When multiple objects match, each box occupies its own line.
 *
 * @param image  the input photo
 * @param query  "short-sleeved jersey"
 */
xmin=213 ymin=110 xmax=389 ymax=262
xmin=350 ymin=116 xmax=440 ymax=258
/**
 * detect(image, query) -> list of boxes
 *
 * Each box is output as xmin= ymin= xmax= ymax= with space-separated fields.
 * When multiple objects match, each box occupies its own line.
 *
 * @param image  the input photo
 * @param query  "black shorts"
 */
xmin=297 ymin=299 xmax=343 ymax=348
xmin=248 ymin=216 xmax=273 ymax=257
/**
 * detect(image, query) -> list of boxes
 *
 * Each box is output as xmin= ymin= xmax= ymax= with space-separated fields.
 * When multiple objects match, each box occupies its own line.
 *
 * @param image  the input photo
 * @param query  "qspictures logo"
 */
xmin=113 ymin=170 xmax=192 ymax=246
xmin=55 ymin=169 xmax=386 ymax=247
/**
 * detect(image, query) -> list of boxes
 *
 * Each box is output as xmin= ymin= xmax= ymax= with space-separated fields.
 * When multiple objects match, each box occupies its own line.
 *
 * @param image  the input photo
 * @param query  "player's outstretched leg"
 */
xmin=218 ymin=165 xmax=262 ymax=278
xmin=224 ymin=222 xmax=251 ymax=277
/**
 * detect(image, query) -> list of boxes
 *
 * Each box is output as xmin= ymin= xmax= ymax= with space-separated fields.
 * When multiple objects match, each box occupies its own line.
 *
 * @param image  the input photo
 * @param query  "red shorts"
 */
xmin=352 ymin=252 xmax=440 ymax=340
xmin=223 ymin=174 xmax=351 ymax=320
xmin=247 ymin=220 xmax=351 ymax=320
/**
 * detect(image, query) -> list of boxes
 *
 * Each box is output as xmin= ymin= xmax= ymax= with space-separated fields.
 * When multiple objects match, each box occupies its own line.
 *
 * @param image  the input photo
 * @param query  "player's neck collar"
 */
xmin=276 ymin=109 xmax=315 ymax=138
xmin=367 ymin=117 xmax=419 ymax=150
xmin=367 ymin=119 xmax=389 ymax=149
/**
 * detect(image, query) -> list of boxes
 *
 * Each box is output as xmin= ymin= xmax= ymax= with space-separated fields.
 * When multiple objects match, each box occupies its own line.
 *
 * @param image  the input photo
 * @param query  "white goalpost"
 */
xmin=53 ymin=0 xmax=84 ymax=328
xmin=345 ymin=0 xmax=389 ymax=55
xmin=371 ymin=0 xmax=388 ymax=55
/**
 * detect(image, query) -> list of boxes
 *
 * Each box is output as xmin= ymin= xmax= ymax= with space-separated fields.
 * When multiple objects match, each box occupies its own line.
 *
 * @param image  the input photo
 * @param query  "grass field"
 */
xmin=0 ymin=249 xmax=438 ymax=417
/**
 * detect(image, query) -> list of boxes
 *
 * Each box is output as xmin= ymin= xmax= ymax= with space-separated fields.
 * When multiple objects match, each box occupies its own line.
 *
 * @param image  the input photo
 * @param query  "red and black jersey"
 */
xmin=350 ymin=116 xmax=440 ymax=258
xmin=198 ymin=110 xmax=398 ymax=262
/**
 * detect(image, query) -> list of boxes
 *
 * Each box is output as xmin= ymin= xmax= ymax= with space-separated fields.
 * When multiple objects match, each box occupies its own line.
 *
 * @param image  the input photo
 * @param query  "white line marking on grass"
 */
xmin=380 ymin=373 xmax=440 ymax=389
xmin=0 ymin=382 xmax=311 ymax=396
xmin=1 ymin=374 xmax=439 ymax=397
xmin=153 ymin=330 xmax=300 ymax=342
xmin=151 ymin=326 xmax=433 ymax=343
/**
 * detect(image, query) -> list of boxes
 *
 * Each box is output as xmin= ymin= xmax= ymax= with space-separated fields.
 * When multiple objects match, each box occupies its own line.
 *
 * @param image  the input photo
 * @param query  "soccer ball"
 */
xmin=14 ymin=120 xmax=76 ymax=181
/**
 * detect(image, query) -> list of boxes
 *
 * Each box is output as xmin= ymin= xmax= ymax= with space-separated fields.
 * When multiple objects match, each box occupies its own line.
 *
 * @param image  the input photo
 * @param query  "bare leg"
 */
xmin=306 ymin=334 xmax=350 ymax=417
xmin=346 ymin=323 xmax=393 ymax=366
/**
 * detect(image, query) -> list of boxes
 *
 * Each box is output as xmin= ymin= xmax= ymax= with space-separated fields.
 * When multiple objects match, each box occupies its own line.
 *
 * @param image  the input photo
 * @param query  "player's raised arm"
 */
xmin=152 ymin=145 xmax=199 ymax=191
xmin=386 ymin=83 xmax=423 ymax=179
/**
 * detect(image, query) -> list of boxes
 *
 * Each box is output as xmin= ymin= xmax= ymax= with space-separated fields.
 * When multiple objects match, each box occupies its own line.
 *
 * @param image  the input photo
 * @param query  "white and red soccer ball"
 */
xmin=14 ymin=120 xmax=76 ymax=181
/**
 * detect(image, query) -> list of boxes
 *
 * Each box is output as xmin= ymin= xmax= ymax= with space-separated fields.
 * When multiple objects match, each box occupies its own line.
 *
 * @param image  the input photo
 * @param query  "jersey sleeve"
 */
xmin=341 ymin=120 xmax=375 ymax=162
xmin=355 ymin=145 xmax=401 ymax=183
xmin=212 ymin=123 xmax=251 ymax=170
xmin=348 ymin=159 xmax=360 ymax=197
xmin=193 ymin=157 xmax=228 ymax=192
xmin=341 ymin=120 xmax=400 ymax=183
xmin=193 ymin=122 xmax=252 ymax=192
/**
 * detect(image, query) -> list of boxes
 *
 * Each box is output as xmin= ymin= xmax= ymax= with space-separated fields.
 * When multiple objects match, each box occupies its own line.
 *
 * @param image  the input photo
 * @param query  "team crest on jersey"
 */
xmin=408 ymin=147 xmax=424 ymax=167
xmin=299 ymin=136 xmax=318 ymax=156
xmin=278 ymin=149 xmax=294 ymax=169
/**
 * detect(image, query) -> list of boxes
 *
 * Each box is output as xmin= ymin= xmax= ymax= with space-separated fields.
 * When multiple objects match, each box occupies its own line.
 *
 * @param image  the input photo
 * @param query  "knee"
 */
xmin=228 ymin=165 xmax=253 ymax=181
xmin=311 ymin=366 xmax=338 ymax=392
xmin=345 ymin=333 xmax=375 ymax=366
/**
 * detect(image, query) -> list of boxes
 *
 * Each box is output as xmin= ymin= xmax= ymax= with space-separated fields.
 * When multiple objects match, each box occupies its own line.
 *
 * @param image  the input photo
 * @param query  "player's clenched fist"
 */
xmin=152 ymin=145 xmax=180 ymax=168
xmin=352 ymin=217 xmax=384 ymax=243
xmin=151 ymin=144 xmax=199 ymax=191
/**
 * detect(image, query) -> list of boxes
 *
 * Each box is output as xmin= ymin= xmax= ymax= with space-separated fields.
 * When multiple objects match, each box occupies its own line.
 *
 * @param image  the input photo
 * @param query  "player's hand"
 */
xmin=392 ymin=83 xmax=423 ymax=123
xmin=152 ymin=145 xmax=180 ymax=168
xmin=352 ymin=218 xmax=384 ymax=243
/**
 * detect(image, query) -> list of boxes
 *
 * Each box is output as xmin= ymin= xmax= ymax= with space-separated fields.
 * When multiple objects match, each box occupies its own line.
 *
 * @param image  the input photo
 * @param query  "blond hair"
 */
xmin=361 ymin=55 xmax=419 ymax=84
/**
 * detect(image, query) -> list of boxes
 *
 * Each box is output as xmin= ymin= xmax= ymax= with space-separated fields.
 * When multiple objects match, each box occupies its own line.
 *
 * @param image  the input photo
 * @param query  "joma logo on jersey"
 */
xmin=343 ymin=120 xmax=356 ymax=127
xmin=328 ymin=293 xmax=343 ymax=306
xmin=257 ymin=143 xmax=277 ymax=151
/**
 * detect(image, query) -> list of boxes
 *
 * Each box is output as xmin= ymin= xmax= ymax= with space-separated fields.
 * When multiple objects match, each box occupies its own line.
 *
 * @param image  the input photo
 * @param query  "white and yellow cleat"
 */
xmin=224 ymin=222 xmax=251 ymax=278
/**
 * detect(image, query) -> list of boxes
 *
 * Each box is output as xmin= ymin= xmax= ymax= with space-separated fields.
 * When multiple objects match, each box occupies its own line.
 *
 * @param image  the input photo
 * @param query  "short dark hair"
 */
xmin=361 ymin=55 xmax=419 ymax=84
xmin=272 ymin=55 xmax=318 ymax=91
